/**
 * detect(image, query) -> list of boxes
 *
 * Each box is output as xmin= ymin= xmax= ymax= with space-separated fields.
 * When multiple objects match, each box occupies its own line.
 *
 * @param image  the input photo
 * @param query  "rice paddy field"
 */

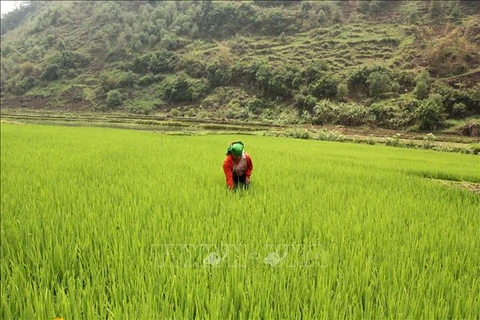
xmin=1 ymin=123 xmax=479 ymax=319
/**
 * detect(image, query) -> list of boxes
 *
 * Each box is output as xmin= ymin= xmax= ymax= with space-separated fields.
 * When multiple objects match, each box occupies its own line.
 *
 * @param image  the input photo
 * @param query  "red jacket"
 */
xmin=223 ymin=153 xmax=253 ymax=189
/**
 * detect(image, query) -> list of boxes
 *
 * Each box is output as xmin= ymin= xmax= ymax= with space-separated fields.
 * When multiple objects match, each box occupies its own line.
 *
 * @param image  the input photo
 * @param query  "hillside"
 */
xmin=1 ymin=0 xmax=479 ymax=133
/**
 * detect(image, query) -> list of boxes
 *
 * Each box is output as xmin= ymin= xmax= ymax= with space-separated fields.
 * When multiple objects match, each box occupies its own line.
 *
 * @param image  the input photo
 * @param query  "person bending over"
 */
xmin=223 ymin=141 xmax=253 ymax=190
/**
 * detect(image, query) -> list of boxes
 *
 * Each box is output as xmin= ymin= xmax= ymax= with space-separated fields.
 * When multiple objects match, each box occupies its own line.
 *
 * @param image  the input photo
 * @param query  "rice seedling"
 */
xmin=1 ymin=123 xmax=479 ymax=319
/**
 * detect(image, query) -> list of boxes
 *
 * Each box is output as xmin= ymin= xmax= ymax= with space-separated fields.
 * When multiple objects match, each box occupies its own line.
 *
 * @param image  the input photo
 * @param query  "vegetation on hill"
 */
xmin=1 ymin=0 xmax=479 ymax=132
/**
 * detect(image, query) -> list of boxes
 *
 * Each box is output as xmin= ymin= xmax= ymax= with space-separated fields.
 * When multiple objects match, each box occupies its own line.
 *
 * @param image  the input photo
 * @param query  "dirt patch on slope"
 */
xmin=1 ymin=86 xmax=93 ymax=111
xmin=1 ymin=96 xmax=49 ymax=109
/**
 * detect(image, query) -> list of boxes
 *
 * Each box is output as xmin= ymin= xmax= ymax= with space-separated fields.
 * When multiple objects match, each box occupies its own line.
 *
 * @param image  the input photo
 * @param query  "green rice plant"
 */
xmin=1 ymin=123 xmax=479 ymax=319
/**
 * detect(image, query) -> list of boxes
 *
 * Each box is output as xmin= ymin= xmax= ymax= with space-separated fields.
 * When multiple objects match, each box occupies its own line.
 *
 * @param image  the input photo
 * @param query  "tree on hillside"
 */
xmin=367 ymin=71 xmax=393 ymax=98
xmin=311 ymin=75 xmax=338 ymax=99
xmin=107 ymin=90 xmax=122 ymax=108
xmin=347 ymin=65 xmax=393 ymax=97
xmin=357 ymin=0 xmax=392 ymax=16
xmin=414 ymin=70 xmax=432 ymax=100
xmin=416 ymin=93 xmax=445 ymax=130
xmin=41 ymin=64 xmax=59 ymax=81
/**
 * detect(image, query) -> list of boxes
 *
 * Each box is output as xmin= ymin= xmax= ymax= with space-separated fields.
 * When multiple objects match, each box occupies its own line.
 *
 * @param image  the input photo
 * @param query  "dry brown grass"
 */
xmin=424 ymin=24 xmax=480 ymax=77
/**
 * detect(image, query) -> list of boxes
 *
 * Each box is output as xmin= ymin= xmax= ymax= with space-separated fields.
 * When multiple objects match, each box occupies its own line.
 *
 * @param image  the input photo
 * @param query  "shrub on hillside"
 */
xmin=266 ymin=66 xmax=298 ymax=98
xmin=116 ymin=71 xmax=135 ymax=88
xmin=176 ymin=56 xmax=206 ymax=78
xmin=357 ymin=0 xmax=392 ymax=16
xmin=100 ymin=73 xmax=117 ymax=92
xmin=13 ymin=77 xmax=36 ymax=95
xmin=137 ymin=74 xmax=163 ymax=86
xmin=162 ymin=73 xmax=210 ymax=103
xmin=336 ymin=82 xmax=349 ymax=100
xmin=293 ymin=93 xmax=317 ymax=113
xmin=246 ymin=98 xmax=269 ymax=115
xmin=57 ymin=40 xmax=66 ymax=51
xmin=300 ymin=1 xmax=341 ymax=27
xmin=310 ymin=74 xmax=338 ymax=99
xmin=230 ymin=60 xmax=262 ymax=85
xmin=131 ymin=51 xmax=177 ymax=74
xmin=394 ymin=70 xmax=416 ymax=90
xmin=267 ymin=72 xmax=291 ymax=98
xmin=39 ymin=51 xmax=89 ymax=83
xmin=369 ymin=101 xmax=417 ymax=129
xmin=162 ymin=74 xmax=190 ymax=102
xmin=107 ymin=90 xmax=122 ymax=107
xmin=137 ymin=75 xmax=154 ymax=86
xmin=127 ymin=104 xmax=155 ymax=115
xmin=149 ymin=50 xmax=177 ymax=73
xmin=197 ymin=2 xmax=255 ymax=38
xmin=296 ymin=61 xmax=330 ymax=87
xmin=414 ymin=70 xmax=431 ymax=100
xmin=189 ymin=78 xmax=210 ymax=101
xmin=131 ymin=54 xmax=151 ymax=74
xmin=312 ymin=99 xmax=368 ymax=126
xmin=254 ymin=8 xmax=297 ymax=35
xmin=416 ymin=94 xmax=445 ymax=130
xmin=284 ymin=128 xmax=311 ymax=139
xmin=451 ymin=102 xmax=467 ymax=118
xmin=1 ymin=45 xmax=13 ymax=58
xmin=347 ymin=65 xmax=392 ymax=97
xmin=19 ymin=62 xmax=35 ymax=77
xmin=41 ymin=64 xmax=59 ymax=81
xmin=254 ymin=62 xmax=272 ymax=91
xmin=433 ymin=84 xmax=480 ymax=118
xmin=206 ymin=61 xmax=232 ymax=88
xmin=256 ymin=62 xmax=299 ymax=98
xmin=333 ymin=102 xmax=368 ymax=126
xmin=366 ymin=71 xmax=396 ymax=99
xmin=160 ymin=33 xmax=179 ymax=51
xmin=170 ymin=107 xmax=181 ymax=117
xmin=50 ymin=51 xmax=89 ymax=70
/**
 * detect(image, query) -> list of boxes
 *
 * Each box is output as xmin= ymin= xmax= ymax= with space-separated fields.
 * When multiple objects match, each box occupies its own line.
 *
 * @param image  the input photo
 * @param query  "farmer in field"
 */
xmin=223 ymin=141 xmax=253 ymax=190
